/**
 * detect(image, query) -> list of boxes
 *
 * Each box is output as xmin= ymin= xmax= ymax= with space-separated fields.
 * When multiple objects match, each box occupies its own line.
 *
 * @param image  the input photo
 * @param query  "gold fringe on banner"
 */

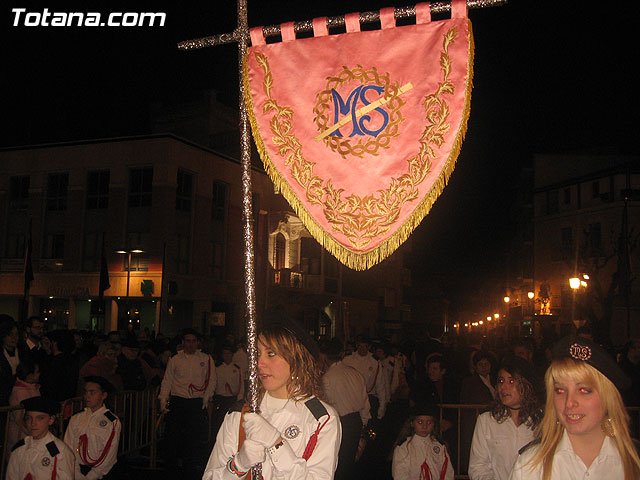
xmin=244 ymin=20 xmax=474 ymax=271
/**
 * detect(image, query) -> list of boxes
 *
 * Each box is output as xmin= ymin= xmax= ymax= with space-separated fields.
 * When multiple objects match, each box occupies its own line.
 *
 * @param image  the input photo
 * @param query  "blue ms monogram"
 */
xmin=331 ymin=85 xmax=389 ymax=137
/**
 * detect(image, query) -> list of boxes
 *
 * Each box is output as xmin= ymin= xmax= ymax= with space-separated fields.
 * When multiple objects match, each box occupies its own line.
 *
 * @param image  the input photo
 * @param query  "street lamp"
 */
xmin=116 ymin=248 xmax=143 ymax=325
xmin=527 ymin=291 xmax=535 ymax=300
xmin=503 ymin=296 xmax=510 ymax=303
xmin=569 ymin=277 xmax=580 ymax=290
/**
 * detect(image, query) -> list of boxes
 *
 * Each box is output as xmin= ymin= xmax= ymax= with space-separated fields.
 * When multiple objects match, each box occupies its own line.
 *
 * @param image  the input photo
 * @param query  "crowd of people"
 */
xmin=2 ymin=310 xmax=640 ymax=479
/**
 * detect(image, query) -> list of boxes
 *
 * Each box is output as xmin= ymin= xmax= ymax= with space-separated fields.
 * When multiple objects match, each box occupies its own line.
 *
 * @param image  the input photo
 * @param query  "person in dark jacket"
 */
xmin=39 ymin=329 xmax=79 ymax=403
xmin=1 ymin=315 xmax=22 ymax=406
xmin=116 ymin=337 xmax=147 ymax=391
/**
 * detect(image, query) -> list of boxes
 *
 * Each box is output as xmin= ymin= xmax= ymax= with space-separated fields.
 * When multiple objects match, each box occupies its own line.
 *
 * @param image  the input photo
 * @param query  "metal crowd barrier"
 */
xmin=2 ymin=400 xmax=640 ymax=480
xmin=439 ymin=404 xmax=640 ymax=480
xmin=1 ymin=386 xmax=159 ymax=480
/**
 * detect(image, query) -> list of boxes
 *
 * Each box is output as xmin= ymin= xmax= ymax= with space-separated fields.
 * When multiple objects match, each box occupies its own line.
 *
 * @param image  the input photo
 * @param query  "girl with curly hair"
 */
xmin=469 ymin=356 xmax=543 ymax=480
xmin=203 ymin=310 xmax=341 ymax=480
xmin=509 ymin=336 xmax=640 ymax=479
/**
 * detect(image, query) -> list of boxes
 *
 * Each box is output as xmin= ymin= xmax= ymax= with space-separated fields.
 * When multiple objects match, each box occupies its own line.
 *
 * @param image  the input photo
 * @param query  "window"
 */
xmin=176 ymin=169 xmax=193 ymax=212
xmin=9 ymin=176 xmax=29 ymax=210
xmin=588 ymin=222 xmax=602 ymax=256
xmin=122 ymin=232 xmax=148 ymax=271
xmin=43 ymin=233 xmax=65 ymax=259
xmin=128 ymin=167 xmax=153 ymax=207
xmin=301 ymin=237 xmax=321 ymax=275
xmin=212 ymin=242 xmax=224 ymax=280
xmin=561 ymin=227 xmax=573 ymax=250
xmin=82 ymin=232 xmax=104 ymax=271
xmin=86 ymin=170 xmax=110 ymax=209
xmin=46 ymin=173 xmax=68 ymax=211
xmin=5 ymin=233 xmax=26 ymax=259
xmin=547 ymin=190 xmax=558 ymax=214
xmin=591 ymin=181 xmax=600 ymax=199
xmin=212 ymin=181 xmax=227 ymax=221
xmin=274 ymin=233 xmax=286 ymax=270
xmin=176 ymin=234 xmax=190 ymax=274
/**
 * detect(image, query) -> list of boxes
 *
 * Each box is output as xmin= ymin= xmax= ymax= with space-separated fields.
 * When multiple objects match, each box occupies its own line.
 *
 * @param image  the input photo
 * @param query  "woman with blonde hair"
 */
xmin=203 ymin=310 xmax=341 ymax=480
xmin=510 ymin=335 xmax=640 ymax=479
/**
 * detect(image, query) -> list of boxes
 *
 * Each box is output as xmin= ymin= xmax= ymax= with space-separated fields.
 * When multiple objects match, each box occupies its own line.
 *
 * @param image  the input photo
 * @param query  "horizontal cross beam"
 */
xmin=178 ymin=0 xmax=507 ymax=50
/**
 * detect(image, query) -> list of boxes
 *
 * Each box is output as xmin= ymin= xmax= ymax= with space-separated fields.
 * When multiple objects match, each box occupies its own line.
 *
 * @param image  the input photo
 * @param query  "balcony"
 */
xmin=271 ymin=268 xmax=324 ymax=294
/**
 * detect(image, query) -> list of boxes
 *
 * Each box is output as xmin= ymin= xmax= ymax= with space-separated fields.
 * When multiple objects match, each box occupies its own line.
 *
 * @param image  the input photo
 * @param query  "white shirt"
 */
xmin=215 ymin=362 xmax=244 ymax=400
xmin=469 ymin=411 xmax=536 ymax=480
xmin=159 ymin=350 xmax=217 ymax=402
xmin=343 ymin=352 xmax=388 ymax=418
xmin=232 ymin=348 xmax=249 ymax=381
xmin=322 ymin=361 xmax=371 ymax=424
xmin=63 ymin=405 xmax=121 ymax=480
xmin=391 ymin=353 xmax=408 ymax=395
xmin=392 ymin=434 xmax=454 ymax=480
xmin=508 ymin=432 xmax=624 ymax=480
xmin=380 ymin=356 xmax=394 ymax=399
xmin=203 ymin=393 xmax=341 ymax=480
xmin=6 ymin=432 xmax=75 ymax=480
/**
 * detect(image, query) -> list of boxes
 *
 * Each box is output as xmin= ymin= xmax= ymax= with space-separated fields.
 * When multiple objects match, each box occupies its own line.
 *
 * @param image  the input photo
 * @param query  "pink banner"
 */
xmin=245 ymin=1 xmax=474 ymax=270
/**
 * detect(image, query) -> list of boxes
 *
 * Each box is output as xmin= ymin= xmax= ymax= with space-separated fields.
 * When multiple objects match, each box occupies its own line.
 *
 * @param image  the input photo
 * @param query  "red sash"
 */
xmin=188 ymin=356 xmax=212 ymax=395
xmin=419 ymin=446 xmax=449 ymax=480
xmin=77 ymin=419 xmax=118 ymax=467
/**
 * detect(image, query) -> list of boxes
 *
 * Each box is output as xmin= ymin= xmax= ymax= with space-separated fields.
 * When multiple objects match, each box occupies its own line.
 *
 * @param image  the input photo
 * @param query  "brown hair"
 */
xmin=258 ymin=326 xmax=323 ymax=401
xmin=490 ymin=364 xmax=542 ymax=429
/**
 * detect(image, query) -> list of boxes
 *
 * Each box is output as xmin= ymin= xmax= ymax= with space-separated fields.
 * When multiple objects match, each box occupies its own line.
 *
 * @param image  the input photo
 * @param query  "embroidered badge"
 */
xmin=569 ymin=343 xmax=592 ymax=361
xmin=433 ymin=446 xmax=440 ymax=454
xmin=99 ymin=420 xmax=108 ymax=427
xmin=284 ymin=425 xmax=300 ymax=439
xmin=42 ymin=457 xmax=50 ymax=466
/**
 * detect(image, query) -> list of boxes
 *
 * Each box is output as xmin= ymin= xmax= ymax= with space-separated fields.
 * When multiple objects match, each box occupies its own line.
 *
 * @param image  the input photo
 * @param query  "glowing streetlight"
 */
xmin=503 ymin=296 xmax=510 ymax=303
xmin=116 ymin=248 xmax=144 ymax=324
xmin=527 ymin=291 xmax=535 ymax=299
xmin=487 ymin=316 xmax=492 ymax=321
xmin=494 ymin=313 xmax=499 ymax=319
xmin=569 ymin=277 xmax=580 ymax=290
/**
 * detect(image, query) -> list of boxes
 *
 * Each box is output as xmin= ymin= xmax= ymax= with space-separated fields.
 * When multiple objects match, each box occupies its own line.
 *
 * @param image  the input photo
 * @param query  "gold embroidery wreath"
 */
xmin=253 ymin=26 xmax=460 ymax=252
xmin=313 ymin=66 xmax=405 ymax=158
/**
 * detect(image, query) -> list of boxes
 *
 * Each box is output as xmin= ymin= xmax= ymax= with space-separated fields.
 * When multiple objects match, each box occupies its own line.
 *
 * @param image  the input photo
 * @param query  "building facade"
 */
xmin=0 ymin=134 xmax=411 ymax=341
xmin=531 ymin=154 xmax=640 ymax=345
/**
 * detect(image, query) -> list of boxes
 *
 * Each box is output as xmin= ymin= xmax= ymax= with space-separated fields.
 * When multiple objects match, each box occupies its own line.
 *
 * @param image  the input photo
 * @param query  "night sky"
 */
xmin=2 ymin=1 xmax=638 ymax=308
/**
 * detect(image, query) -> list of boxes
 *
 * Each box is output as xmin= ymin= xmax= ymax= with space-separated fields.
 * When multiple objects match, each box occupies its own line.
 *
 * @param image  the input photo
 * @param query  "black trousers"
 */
xmin=335 ymin=412 xmax=362 ymax=480
xmin=164 ymin=396 xmax=208 ymax=466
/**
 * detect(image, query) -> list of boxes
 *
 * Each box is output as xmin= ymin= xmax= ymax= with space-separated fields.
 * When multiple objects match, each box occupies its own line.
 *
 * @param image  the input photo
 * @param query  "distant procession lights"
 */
xmin=487 ymin=316 xmax=492 ymax=321
xmin=494 ymin=313 xmax=499 ymax=319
